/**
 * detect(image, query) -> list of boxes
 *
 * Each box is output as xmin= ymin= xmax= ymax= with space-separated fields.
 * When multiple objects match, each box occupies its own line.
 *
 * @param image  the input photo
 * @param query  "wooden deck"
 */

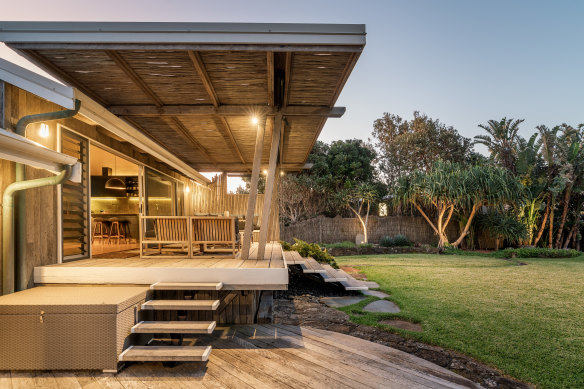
xmin=0 ymin=324 xmax=478 ymax=389
xmin=34 ymin=243 xmax=288 ymax=289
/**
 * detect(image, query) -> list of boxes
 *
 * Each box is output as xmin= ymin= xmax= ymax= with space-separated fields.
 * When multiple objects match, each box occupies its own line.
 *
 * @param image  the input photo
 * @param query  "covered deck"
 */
xmin=34 ymin=242 xmax=288 ymax=289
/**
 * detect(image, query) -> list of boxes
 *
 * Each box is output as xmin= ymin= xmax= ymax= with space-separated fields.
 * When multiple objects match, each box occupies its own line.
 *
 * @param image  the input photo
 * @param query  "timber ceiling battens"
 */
xmin=20 ymin=49 xmax=108 ymax=106
xmin=187 ymin=51 xmax=220 ymax=107
xmin=107 ymin=105 xmax=345 ymax=117
xmin=187 ymin=50 xmax=246 ymax=166
xmin=283 ymin=52 xmax=292 ymax=108
xmin=107 ymin=50 xmax=215 ymax=165
xmin=105 ymin=51 xmax=164 ymax=107
xmin=267 ymin=52 xmax=274 ymax=107
xmin=165 ymin=116 xmax=215 ymax=164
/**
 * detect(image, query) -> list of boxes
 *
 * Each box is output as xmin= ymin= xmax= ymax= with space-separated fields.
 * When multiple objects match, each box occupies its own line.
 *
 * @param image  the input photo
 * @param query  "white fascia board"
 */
xmin=75 ymin=90 xmax=210 ymax=184
xmin=0 ymin=22 xmax=366 ymax=46
xmin=0 ymin=127 xmax=81 ymax=182
xmin=0 ymin=58 xmax=75 ymax=109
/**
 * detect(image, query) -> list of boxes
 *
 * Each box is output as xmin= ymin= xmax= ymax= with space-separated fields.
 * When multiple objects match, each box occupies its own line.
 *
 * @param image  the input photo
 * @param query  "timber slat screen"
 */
xmin=61 ymin=130 xmax=89 ymax=259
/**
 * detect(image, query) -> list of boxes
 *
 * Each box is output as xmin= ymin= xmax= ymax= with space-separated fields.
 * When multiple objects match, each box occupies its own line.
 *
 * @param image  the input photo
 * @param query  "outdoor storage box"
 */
xmin=0 ymin=285 xmax=151 ymax=370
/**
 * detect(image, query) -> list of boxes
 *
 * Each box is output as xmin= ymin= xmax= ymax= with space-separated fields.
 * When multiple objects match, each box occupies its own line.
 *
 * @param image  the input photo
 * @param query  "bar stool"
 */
xmin=107 ymin=218 xmax=125 ymax=244
xmin=119 ymin=219 xmax=132 ymax=243
xmin=92 ymin=218 xmax=109 ymax=243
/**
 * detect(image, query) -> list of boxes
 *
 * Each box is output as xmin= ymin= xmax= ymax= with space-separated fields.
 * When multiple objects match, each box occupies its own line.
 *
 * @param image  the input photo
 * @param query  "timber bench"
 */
xmin=139 ymin=216 xmax=239 ymax=258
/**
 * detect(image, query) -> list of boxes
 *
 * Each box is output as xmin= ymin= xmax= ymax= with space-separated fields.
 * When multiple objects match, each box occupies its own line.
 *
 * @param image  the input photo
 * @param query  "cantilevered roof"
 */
xmin=0 ymin=22 xmax=365 ymax=172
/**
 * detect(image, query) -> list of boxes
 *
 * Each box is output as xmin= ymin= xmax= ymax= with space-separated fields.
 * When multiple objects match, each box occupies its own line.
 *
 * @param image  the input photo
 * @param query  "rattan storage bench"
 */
xmin=0 ymin=285 xmax=151 ymax=371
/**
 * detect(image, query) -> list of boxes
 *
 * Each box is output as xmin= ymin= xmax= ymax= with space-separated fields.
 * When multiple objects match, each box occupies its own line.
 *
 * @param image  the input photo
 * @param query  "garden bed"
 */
xmin=327 ymin=245 xmax=439 ymax=256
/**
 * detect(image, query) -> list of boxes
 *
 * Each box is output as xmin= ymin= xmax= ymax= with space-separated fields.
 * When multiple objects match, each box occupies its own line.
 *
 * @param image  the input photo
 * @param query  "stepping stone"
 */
xmin=320 ymin=296 xmax=367 ymax=308
xmin=362 ymin=290 xmax=390 ymax=298
xmin=379 ymin=319 xmax=422 ymax=332
xmin=363 ymin=300 xmax=400 ymax=313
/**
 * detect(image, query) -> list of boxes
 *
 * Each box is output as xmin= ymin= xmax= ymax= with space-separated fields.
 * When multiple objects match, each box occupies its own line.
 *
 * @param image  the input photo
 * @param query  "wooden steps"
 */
xmin=141 ymin=299 xmax=220 ymax=310
xmin=284 ymin=250 xmax=372 ymax=291
xmin=131 ymin=321 xmax=216 ymax=334
xmin=321 ymin=264 xmax=348 ymax=282
xmin=150 ymin=282 xmax=223 ymax=291
xmin=119 ymin=345 xmax=212 ymax=362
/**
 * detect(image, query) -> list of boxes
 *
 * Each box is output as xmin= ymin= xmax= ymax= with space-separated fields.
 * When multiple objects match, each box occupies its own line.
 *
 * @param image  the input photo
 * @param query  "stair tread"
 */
xmin=132 ymin=321 xmax=216 ymax=334
xmin=151 ymin=282 xmax=223 ymax=290
xmin=305 ymin=257 xmax=327 ymax=273
xmin=119 ymin=345 xmax=211 ymax=362
xmin=142 ymin=299 xmax=220 ymax=310
xmin=336 ymin=269 xmax=369 ymax=290
xmin=321 ymin=264 xmax=348 ymax=282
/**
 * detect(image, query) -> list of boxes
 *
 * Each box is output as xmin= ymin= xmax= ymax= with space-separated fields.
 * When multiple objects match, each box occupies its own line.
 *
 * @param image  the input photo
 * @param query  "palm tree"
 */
xmin=474 ymin=118 xmax=524 ymax=174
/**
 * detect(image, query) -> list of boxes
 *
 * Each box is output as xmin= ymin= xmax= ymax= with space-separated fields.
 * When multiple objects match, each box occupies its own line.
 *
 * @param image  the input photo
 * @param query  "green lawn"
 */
xmin=335 ymin=254 xmax=584 ymax=389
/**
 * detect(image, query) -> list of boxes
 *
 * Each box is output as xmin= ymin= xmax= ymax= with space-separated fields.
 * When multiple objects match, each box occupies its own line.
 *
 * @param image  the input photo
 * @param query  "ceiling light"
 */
xmin=105 ymin=177 xmax=126 ymax=190
xmin=252 ymin=117 xmax=259 ymax=125
xmin=39 ymin=123 xmax=49 ymax=138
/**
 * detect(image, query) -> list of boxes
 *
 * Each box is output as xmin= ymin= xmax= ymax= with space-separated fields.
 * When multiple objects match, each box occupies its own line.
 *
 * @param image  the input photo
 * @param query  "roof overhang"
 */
xmin=0 ymin=22 xmax=365 ymax=49
xmin=0 ymin=22 xmax=366 ymax=173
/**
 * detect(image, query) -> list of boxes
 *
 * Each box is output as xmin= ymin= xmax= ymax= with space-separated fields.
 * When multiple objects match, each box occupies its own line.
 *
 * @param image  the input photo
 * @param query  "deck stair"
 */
xmin=119 ymin=282 xmax=226 ymax=364
xmin=283 ymin=250 xmax=374 ymax=291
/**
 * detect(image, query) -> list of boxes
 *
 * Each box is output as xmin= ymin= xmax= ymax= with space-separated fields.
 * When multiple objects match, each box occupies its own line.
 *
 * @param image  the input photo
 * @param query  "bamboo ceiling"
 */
xmin=0 ymin=22 xmax=365 ymax=173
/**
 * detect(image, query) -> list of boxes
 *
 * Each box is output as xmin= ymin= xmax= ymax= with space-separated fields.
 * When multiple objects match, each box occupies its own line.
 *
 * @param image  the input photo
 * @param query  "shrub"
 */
xmin=359 ymin=243 xmax=374 ymax=248
xmin=393 ymin=234 xmax=412 ymax=247
xmin=280 ymin=240 xmax=292 ymax=251
xmin=291 ymin=238 xmax=338 ymax=268
xmin=380 ymin=236 xmax=395 ymax=247
xmin=320 ymin=241 xmax=356 ymax=249
xmin=497 ymin=247 xmax=580 ymax=259
xmin=380 ymin=234 xmax=412 ymax=247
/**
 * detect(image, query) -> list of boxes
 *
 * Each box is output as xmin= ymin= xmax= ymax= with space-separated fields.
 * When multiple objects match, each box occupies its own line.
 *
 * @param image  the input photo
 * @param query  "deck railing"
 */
xmin=139 ymin=216 xmax=239 ymax=258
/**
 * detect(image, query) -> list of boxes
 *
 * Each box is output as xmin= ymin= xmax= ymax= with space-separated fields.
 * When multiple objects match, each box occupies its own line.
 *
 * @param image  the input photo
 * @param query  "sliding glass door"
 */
xmin=143 ymin=168 xmax=183 ymax=216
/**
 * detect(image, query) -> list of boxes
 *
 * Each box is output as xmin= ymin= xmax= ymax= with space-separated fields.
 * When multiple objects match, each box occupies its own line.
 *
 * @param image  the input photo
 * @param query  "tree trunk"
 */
xmin=554 ymin=186 xmax=572 ymax=249
xmin=451 ymin=204 xmax=479 ymax=247
xmin=533 ymin=195 xmax=550 ymax=247
xmin=548 ymin=206 xmax=554 ymax=249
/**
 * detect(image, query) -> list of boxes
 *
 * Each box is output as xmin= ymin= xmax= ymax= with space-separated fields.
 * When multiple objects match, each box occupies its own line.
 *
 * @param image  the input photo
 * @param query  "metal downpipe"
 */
xmin=2 ymin=166 xmax=72 ymax=295
xmin=13 ymin=99 xmax=81 ymax=291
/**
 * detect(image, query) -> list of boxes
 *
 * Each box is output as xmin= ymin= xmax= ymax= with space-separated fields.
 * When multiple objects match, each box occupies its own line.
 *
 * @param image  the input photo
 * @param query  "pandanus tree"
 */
xmin=339 ymin=183 xmax=379 ymax=244
xmin=395 ymin=160 xmax=521 ymax=248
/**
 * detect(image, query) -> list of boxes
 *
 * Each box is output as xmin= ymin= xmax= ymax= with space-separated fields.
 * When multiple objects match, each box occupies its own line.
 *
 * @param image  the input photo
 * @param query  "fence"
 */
xmin=280 ymin=215 xmax=460 ymax=245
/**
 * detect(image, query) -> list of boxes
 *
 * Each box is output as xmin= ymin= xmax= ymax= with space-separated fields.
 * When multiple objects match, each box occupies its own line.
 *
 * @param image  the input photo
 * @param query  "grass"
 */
xmin=335 ymin=253 xmax=584 ymax=389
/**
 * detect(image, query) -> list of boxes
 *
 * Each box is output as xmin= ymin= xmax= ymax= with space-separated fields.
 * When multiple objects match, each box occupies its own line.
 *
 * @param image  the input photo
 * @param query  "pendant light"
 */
xmin=105 ymin=156 xmax=126 ymax=190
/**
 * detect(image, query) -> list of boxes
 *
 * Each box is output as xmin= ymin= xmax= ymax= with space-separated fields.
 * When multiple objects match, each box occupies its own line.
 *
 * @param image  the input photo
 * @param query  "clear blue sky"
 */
xmin=1 ymin=0 xmax=583 ymax=149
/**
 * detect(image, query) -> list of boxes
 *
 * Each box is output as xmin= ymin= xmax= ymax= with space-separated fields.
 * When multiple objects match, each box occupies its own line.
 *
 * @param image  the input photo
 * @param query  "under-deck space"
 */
xmin=34 ymin=243 xmax=288 ymax=289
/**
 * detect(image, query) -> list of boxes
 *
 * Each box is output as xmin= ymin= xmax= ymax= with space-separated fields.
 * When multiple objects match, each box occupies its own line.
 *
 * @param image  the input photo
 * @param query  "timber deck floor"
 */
xmin=34 ymin=243 xmax=288 ymax=288
xmin=0 ymin=325 xmax=478 ymax=389
xmin=50 ymin=242 xmax=284 ymax=269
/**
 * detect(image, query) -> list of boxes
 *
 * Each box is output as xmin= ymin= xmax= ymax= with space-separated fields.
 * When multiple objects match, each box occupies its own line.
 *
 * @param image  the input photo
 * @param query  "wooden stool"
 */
xmin=92 ymin=219 xmax=108 ymax=243
xmin=119 ymin=219 xmax=131 ymax=243
xmin=107 ymin=218 xmax=125 ymax=244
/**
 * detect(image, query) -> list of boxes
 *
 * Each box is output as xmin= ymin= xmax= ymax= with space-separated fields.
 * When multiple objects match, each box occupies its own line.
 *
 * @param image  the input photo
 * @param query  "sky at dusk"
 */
xmin=1 ymin=0 xmax=583 ymax=151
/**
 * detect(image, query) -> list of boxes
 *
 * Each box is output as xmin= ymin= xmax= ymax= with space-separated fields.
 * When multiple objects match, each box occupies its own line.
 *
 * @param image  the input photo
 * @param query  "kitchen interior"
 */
xmin=90 ymin=145 xmax=140 ymax=255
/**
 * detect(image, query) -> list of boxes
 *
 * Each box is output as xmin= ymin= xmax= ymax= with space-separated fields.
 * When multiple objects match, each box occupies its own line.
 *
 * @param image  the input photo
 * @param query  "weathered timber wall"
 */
xmin=0 ymin=84 xmax=196 ymax=292
xmin=280 ymin=215 xmax=459 ymax=245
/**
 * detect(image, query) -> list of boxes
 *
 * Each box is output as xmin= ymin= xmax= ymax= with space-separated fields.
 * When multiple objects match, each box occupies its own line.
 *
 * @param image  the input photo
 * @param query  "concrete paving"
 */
xmin=362 ymin=290 xmax=390 ymax=298
xmin=320 ymin=296 xmax=367 ymax=307
xmin=363 ymin=299 xmax=401 ymax=313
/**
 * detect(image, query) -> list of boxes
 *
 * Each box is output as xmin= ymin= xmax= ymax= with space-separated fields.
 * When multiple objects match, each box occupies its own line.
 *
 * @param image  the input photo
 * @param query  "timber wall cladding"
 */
xmin=1 ymin=84 xmax=195 ymax=290
xmin=280 ymin=215 xmax=459 ymax=245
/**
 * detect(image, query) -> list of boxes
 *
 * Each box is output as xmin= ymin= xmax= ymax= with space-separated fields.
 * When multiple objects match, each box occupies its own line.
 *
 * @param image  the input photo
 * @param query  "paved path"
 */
xmin=2 ymin=324 xmax=480 ymax=388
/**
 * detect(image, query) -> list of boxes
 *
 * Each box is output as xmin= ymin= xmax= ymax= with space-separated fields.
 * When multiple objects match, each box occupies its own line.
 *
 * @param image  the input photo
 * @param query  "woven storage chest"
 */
xmin=0 ymin=285 xmax=151 ymax=370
